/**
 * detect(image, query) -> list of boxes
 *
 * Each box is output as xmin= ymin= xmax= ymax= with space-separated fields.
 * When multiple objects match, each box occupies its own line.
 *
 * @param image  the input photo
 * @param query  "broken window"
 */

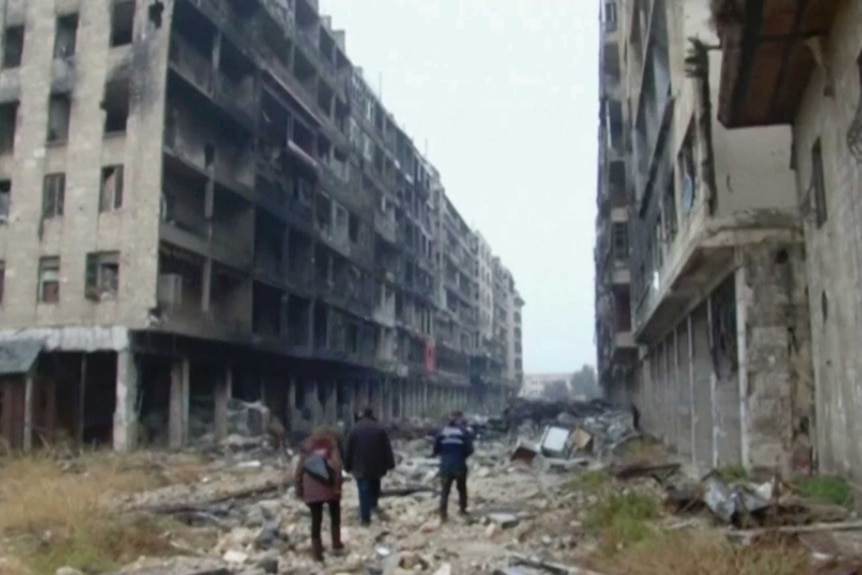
xmin=0 ymin=180 xmax=9 ymax=223
xmin=47 ymin=94 xmax=71 ymax=143
xmin=2 ymin=26 xmax=23 ymax=69
xmin=110 ymin=1 xmax=135 ymax=47
xmin=348 ymin=213 xmax=359 ymax=243
xmin=296 ymin=178 xmax=313 ymax=205
xmin=42 ymin=173 xmax=65 ymax=219
xmin=679 ymin=124 xmax=697 ymax=213
xmin=53 ymin=14 xmax=78 ymax=59
xmin=102 ymin=79 xmax=130 ymax=134
xmin=662 ymin=180 xmax=678 ymax=243
xmin=38 ymin=256 xmax=61 ymax=304
xmin=612 ymin=222 xmax=628 ymax=260
xmin=0 ymin=102 xmax=18 ymax=155
xmin=812 ymin=139 xmax=828 ymax=228
xmin=100 ymin=166 xmax=124 ymax=212
xmin=85 ymin=251 xmax=120 ymax=301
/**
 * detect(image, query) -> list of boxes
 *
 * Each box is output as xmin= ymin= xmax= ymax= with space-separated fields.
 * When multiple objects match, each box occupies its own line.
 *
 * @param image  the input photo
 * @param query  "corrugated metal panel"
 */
xmin=0 ymin=340 xmax=42 ymax=376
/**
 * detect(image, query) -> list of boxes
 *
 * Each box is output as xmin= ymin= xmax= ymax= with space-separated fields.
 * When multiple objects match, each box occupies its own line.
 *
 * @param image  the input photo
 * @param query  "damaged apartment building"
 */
xmin=0 ymin=0 xmax=523 ymax=452
xmin=711 ymin=0 xmax=862 ymax=499
xmin=595 ymin=0 xmax=815 ymax=475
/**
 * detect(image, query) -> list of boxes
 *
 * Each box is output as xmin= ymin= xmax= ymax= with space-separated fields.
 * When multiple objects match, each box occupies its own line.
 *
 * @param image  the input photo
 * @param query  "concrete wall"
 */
xmin=792 ymin=1 xmax=862 ymax=487
xmin=0 ymin=0 xmax=169 ymax=330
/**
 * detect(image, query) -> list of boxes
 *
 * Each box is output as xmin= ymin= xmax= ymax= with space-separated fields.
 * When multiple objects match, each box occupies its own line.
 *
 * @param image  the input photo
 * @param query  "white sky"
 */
xmin=319 ymin=0 xmax=599 ymax=373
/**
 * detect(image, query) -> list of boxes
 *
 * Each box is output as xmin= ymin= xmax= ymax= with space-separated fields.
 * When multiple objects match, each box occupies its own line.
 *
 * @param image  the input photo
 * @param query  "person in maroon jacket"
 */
xmin=295 ymin=427 xmax=344 ymax=562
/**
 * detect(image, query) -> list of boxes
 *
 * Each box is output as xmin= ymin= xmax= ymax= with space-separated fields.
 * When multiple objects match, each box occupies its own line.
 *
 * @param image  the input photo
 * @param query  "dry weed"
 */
xmin=0 ymin=452 xmax=205 ymax=574
xmin=593 ymin=531 xmax=810 ymax=575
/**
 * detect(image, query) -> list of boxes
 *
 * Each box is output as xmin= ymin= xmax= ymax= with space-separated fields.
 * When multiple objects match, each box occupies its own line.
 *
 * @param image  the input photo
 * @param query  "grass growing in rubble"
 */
xmin=584 ymin=491 xmax=660 ymax=554
xmin=616 ymin=437 xmax=669 ymax=466
xmin=566 ymin=470 xmax=612 ymax=496
xmin=0 ymin=451 xmax=208 ymax=574
xmin=717 ymin=464 xmax=749 ymax=482
xmin=590 ymin=531 xmax=810 ymax=575
xmin=795 ymin=475 xmax=855 ymax=509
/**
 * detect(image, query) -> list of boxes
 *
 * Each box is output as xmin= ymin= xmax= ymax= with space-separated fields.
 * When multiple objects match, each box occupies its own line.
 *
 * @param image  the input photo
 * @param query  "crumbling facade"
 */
xmin=595 ymin=0 xmax=815 ymax=475
xmin=712 ymin=1 xmax=859 ymax=490
xmin=0 ymin=0 xmax=521 ymax=451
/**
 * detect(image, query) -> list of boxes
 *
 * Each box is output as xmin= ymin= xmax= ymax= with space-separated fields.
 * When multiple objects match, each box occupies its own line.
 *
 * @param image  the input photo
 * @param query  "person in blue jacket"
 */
xmin=433 ymin=410 xmax=475 ymax=521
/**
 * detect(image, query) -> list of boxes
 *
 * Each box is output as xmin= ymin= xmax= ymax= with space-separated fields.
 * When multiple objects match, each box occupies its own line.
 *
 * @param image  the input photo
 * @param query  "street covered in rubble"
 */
xmin=3 ymin=399 xmax=862 ymax=575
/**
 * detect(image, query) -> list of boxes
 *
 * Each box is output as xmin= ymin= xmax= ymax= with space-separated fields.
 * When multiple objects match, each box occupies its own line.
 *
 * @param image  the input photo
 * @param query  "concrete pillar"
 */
xmin=113 ymin=350 xmax=138 ymax=452
xmin=422 ymin=381 xmax=429 ymax=416
xmin=308 ymin=380 xmax=323 ymax=425
xmin=22 ymin=373 xmax=34 ymax=452
xmin=287 ymin=376 xmax=297 ymax=432
xmin=169 ymin=357 xmax=190 ymax=449
xmin=214 ymin=366 xmax=232 ymax=441
xmin=376 ymin=379 xmax=386 ymax=422
xmin=324 ymin=381 xmax=337 ymax=425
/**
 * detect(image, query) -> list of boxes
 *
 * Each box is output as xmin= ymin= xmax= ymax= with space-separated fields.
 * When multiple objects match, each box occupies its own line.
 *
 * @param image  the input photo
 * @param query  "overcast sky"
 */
xmin=319 ymin=0 xmax=599 ymax=374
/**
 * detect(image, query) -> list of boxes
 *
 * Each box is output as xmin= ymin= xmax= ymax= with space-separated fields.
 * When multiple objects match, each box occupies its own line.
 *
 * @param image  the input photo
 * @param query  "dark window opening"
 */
xmin=85 ymin=252 xmax=120 ymax=301
xmin=2 ymin=26 xmax=24 ymax=69
xmin=42 ymin=173 xmax=66 ymax=219
xmin=100 ymin=166 xmax=124 ymax=212
xmin=679 ymin=123 xmax=697 ymax=213
xmin=0 ymin=180 xmax=9 ymax=223
xmin=148 ymin=0 xmax=164 ymax=28
xmin=348 ymin=213 xmax=359 ymax=243
xmin=110 ymin=1 xmax=135 ymax=47
xmin=0 ymin=260 xmax=5 ymax=304
xmin=102 ymin=79 xmax=130 ymax=134
xmin=38 ymin=257 xmax=61 ymax=304
xmin=812 ymin=139 xmax=828 ymax=228
xmin=54 ymin=14 xmax=79 ymax=59
xmin=663 ymin=180 xmax=678 ymax=243
xmin=612 ymin=222 xmax=628 ymax=260
xmin=47 ymin=94 xmax=71 ymax=144
xmin=0 ymin=102 xmax=17 ymax=155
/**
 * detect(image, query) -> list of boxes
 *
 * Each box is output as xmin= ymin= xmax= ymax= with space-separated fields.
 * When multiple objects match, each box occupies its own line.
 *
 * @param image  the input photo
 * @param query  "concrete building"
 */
xmin=711 ymin=1 xmax=859 ymax=491
xmin=0 ymin=0 xmax=519 ymax=451
xmin=473 ymin=232 xmax=494 ymax=344
xmin=595 ymin=0 xmax=638 ymax=404
xmin=595 ymin=0 xmax=815 ymax=475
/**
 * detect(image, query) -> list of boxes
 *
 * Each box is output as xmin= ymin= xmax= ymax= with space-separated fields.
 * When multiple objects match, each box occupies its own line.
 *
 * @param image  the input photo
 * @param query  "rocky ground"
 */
xmin=4 ymin=403 xmax=862 ymax=575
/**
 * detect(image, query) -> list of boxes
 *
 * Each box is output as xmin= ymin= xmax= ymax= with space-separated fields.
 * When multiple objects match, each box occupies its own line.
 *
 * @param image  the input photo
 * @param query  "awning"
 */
xmin=0 ymin=339 xmax=43 ymax=376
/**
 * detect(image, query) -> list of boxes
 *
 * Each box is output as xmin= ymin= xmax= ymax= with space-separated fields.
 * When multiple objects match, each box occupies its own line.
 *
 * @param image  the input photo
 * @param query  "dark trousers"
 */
xmin=440 ymin=473 xmax=468 ymax=514
xmin=308 ymin=500 xmax=341 ymax=545
xmin=356 ymin=478 xmax=382 ymax=525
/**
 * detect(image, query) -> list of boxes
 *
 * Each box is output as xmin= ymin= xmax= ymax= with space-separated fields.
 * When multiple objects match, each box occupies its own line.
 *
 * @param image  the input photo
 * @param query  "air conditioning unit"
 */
xmin=157 ymin=274 xmax=184 ymax=308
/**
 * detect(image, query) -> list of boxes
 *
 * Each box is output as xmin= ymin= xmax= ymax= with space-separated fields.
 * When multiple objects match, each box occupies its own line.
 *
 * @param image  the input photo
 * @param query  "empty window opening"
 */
xmin=85 ymin=252 xmax=120 ymax=301
xmin=612 ymin=222 xmax=628 ymax=260
xmin=679 ymin=123 xmax=697 ymax=213
xmin=2 ymin=26 xmax=23 ymax=69
xmin=47 ymin=94 xmax=71 ymax=143
xmin=313 ymin=303 xmax=328 ymax=349
xmin=42 ymin=173 xmax=66 ymax=219
xmin=348 ymin=213 xmax=359 ymax=243
xmin=662 ymin=180 xmax=678 ymax=243
xmin=148 ymin=0 xmax=164 ymax=28
xmin=100 ymin=166 xmax=124 ymax=212
xmin=0 ymin=102 xmax=17 ymax=155
xmin=54 ymin=14 xmax=79 ymax=59
xmin=110 ymin=1 xmax=135 ymax=47
xmin=102 ymin=79 xmax=130 ymax=134
xmin=38 ymin=257 xmax=61 ymax=304
xmin=252 ymin=282 xmax=282 ymax=338
xmin=287 ymin=296 xmax=311 ymax=346
xmin=812 ymin=139 xmax=828 ymax=228
xmin=315 ymin=193 xmax=332 ymax=235
xmin=0 ymin=260 xmax=5 ymax=304
xmin=0 ymin=180 xmax=9 ymax=223
xmin=204 ymin=143 xmax=215 ymax=168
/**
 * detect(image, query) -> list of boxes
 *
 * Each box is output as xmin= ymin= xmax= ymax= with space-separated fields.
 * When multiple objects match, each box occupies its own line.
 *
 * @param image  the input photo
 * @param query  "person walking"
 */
xmin=433 ymin=411 xmax=474 ymax=522
xmin=344 ymin=407 xmax=395 ymax=526
xmin=295 ymin=427 xmax=344 ymax=562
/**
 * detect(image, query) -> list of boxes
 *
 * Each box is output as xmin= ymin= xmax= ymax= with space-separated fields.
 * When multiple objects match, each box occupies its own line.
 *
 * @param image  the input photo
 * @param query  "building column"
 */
xmin=113 ymin=350 xmax=138 ymax=452
xmin=169 ymin=357 xmax=190 ymax=449
xmin=422 ymin=381 xmax=429 ymax=416
xmin=308 ymin=380 xmax=323 ymax=425
xmin=22 ymin=372 xmax=34 ymax=452
xmin=324 ymin=381 xmax=337 ymax=425
xmin=214 ymin=366 xmax=232 ymax=441
xmin=287 ymin=376 xmax=297 ymax=432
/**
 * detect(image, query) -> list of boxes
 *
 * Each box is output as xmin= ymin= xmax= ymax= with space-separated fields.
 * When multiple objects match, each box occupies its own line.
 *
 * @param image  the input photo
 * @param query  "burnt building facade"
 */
xmin=595 ymin=0 xmax=815 ymax=475
xmin=0 ymin=0 xmax=519 ymax=451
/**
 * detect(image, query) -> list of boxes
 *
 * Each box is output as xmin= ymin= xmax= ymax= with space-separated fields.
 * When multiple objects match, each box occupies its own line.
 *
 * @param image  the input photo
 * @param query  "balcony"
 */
xmin=374 ymin=213 xmax=397 ymax=243
xmin=168 ymin=33 xmax=214 ymax=95
xmin=615 ymin=330 xmax=635 ymax=350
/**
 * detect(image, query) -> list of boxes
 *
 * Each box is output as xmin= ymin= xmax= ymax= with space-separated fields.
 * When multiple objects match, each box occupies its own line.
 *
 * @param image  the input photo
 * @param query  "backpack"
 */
xmin=303 ymin=450 xmax=334 ymax=486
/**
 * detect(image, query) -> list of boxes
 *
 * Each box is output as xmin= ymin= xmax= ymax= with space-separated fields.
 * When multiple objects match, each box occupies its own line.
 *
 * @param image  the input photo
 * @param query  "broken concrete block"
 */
xmin=432 ymin=564 xmax=452 ymax=575
xmin=488 ymin=512 xmax=520 ymax=529
xmin=108 ymin=558 xmax=230 ymax=575
xmin=56 ymin=568 xmax=84 ymax=575
xmin=572 ymin=428 xmax=593 ymax=452
xmin=223 ymin=550 xmax=249 ymax=565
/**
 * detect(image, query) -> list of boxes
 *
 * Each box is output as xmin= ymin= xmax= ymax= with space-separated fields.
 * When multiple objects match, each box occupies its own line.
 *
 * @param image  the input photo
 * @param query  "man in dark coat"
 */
xmin=344 ymin=407 xmax=395 ymax=526
xmin=433 ymin=411 xmax=475 ymax=521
